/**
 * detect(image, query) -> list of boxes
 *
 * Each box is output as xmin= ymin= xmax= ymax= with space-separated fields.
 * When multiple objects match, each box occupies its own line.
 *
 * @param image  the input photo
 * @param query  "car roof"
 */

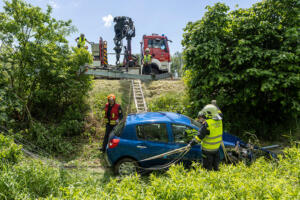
xmin=126 ymin=112 xmax=193 ymax=126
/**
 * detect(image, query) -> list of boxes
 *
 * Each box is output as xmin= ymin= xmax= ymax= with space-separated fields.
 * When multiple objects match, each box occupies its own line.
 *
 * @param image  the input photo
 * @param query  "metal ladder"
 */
xmin=132 ymin=80 xmax=147 ymax=113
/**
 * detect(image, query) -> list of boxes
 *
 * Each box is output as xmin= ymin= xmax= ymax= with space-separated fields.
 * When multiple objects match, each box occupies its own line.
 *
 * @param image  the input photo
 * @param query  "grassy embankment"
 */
xmin=1 ymin=132 xmax=299 ymax=199
xmin=59 ymin=79 xmax=185 ymax=170
xmin=1 ymin=79 xmax=300 ymax=199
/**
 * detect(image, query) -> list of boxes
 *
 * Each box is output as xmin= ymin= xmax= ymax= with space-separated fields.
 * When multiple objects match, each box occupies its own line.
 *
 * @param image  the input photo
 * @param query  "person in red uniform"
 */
xmin=101 ymin=94 xmax=123 ymax=152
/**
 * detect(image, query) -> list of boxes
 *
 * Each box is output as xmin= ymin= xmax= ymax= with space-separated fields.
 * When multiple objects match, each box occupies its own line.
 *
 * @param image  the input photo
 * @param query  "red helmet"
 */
xmin=107 ymin=94 xmax=116 ymax=101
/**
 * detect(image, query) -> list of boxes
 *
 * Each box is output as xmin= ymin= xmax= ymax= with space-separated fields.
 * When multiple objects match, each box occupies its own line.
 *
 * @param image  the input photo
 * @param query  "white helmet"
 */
xmin=145 ymin=48 xmax=150 ymax=53
xmin=198 ymin=104 xmax=222 ymax=120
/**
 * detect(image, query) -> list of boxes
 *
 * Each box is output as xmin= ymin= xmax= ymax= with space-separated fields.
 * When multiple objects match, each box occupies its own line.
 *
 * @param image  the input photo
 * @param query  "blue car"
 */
xmin=105 ymin=112 xmax=244 ymax=175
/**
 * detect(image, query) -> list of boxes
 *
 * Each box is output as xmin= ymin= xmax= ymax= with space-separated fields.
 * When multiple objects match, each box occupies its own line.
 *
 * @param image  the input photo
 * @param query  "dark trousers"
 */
xmin=101 ymin=124 xmax=115 ymax=152
xmin=142 ymin=64 xmax=152 ymax=74
xmin=202 ymin=150 xmax=220 ymax=171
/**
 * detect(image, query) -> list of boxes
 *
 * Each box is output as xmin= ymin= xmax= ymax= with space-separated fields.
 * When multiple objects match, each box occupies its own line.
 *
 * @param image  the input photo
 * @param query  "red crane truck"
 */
xmin=141 ymin=34 xmax=172 ymax=74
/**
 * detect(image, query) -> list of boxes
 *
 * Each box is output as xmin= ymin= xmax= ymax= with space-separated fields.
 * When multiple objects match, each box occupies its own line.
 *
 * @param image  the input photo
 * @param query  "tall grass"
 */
xmin=1 ymin=144 xmax=299 ymax=199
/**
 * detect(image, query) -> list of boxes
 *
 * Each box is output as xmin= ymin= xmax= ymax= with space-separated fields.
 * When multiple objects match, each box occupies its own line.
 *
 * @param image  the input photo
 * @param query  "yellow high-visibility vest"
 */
xmin=78 ymin=37 xmax=86 ymax=47
xmin=144 ymin=54 xmax=152 ymax=64
xmin=201 ymin=119 xmax=223 ymax=152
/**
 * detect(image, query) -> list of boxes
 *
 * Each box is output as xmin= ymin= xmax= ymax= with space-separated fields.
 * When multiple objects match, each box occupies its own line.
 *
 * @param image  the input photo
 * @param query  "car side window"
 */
xmin=136 ymin=123 xmax=168 ymax=143
xmin=171 ymin=124 xmax=195 ymax=143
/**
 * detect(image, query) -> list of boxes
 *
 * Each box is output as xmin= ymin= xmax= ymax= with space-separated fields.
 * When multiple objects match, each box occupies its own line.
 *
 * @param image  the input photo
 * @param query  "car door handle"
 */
xmin=137 ymin=145 xmax=147 ymax=149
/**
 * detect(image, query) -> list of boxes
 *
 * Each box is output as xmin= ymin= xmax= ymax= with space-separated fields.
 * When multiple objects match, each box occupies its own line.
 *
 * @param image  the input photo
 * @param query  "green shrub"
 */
xmin=1 ymin=146 xmax=299 ymax=199
xmin=59 ymin=146 xmax=300 ymax=200
xmin=0 ymin=160 xmax=67 ymax=199
xmin=0 ymin=0 xmax=93 ymax=151
xmin=26 ymin=122 xmax=75 ymax=156
xmin=0 ymin=134 xmax=22 ymax=165
xmin=182 ymin=0 xmax=300 ymax=139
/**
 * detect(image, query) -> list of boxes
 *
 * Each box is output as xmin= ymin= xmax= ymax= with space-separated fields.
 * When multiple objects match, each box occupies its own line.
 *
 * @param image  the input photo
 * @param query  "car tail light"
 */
xmin=108 ymin=138 xmax=120 ymax=149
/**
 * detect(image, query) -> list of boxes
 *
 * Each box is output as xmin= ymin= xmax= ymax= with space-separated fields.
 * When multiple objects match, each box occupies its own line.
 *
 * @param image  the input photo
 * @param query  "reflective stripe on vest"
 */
xmin=78 ymin=37 xmax=86 ymax=46
xmin=144 ymin=54 xmax=151 ymax=64
xmin=104 ymin=119 xmax=117 ymax=125
xmin=201 ymin=119 xmax=223 ymax=152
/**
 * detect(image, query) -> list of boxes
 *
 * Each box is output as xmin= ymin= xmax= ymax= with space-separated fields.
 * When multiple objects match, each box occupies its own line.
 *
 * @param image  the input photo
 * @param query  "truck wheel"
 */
xmin=151 ymin=67 xmax=159 ymax=74
xmin=114 ymin=158 xmax=138 ymax=176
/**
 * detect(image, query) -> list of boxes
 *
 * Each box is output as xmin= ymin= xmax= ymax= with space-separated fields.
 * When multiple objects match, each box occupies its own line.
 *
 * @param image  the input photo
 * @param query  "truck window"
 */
xmin=136 ymin=123 xmax=168 ymax=142
xmin=148 ymin=39 xmax=166 ymax=50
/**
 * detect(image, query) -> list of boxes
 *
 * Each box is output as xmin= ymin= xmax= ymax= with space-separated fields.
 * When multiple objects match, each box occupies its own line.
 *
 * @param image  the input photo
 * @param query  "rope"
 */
xmin=118 ymin=144 xmax=193 ymax=173
xmin=138 ymin=147 xmax=191 ymax=171
xmin=139 ymin=145 xmax=191 ymax=162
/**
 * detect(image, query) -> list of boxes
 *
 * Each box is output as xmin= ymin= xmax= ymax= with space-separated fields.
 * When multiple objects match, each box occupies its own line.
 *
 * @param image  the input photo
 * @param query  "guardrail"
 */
xmin=79 ymin=66 xmax=172 ymax=80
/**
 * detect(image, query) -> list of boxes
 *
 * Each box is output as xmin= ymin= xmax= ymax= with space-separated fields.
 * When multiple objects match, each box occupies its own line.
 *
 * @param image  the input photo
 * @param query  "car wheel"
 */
xmin=114 ymin=158 xmax=138 ymax=176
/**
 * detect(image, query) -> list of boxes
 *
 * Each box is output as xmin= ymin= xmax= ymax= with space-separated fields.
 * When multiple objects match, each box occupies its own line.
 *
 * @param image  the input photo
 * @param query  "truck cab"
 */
xmin=141 ymin=34 xmax=171 ymax=74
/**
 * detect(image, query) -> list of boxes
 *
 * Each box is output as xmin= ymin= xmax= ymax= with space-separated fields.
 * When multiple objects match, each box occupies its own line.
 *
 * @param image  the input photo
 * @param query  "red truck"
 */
xmin=141 ymin=34 xmax=171 ymax=74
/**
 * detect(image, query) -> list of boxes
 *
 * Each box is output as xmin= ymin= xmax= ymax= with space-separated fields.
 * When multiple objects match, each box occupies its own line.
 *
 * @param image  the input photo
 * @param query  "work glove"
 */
xmin=189 ymin=138 xmax=198 ymax=146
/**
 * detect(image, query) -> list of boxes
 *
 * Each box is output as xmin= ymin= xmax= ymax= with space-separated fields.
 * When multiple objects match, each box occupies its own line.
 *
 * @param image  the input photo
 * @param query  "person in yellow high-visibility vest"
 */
xmin=75 ymin=33 xmax=91 ymax=48
xmin=190 ymin=104 xmax=223 ymax=171
xmin=142 ymin=48 xmax=152 ymax=74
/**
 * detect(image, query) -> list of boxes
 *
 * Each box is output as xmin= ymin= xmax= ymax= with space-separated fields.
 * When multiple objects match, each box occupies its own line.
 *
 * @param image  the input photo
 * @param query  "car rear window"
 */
xmin=136 ymin=123 xmax=168 ymax=143
xmin=111 ymin=119 xmax=125 ymax=137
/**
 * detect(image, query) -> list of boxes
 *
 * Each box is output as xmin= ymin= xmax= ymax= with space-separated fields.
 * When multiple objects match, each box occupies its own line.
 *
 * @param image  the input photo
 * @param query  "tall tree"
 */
xmin=0 ymin=0 xmax=92 ymax=134
xmin=171 ymin=52 xmax=184 ymax=77
xmin=182 ymin=0 xmax=299 ymax=139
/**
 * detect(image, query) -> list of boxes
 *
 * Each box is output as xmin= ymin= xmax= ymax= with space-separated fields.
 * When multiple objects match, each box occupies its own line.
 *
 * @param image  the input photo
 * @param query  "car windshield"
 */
xmin=187 ymin=117 xmax=202 ymax=129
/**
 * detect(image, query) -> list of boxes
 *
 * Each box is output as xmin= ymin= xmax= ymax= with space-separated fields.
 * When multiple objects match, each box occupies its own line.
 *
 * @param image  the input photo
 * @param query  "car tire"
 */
xmin=114 ymin=158 xmax=139 ymax=176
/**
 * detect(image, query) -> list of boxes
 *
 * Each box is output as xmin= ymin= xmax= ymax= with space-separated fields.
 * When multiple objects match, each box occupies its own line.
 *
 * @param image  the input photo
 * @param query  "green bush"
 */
xmin=182 ymin=0 xmax=300 ymax=139
xmin=0 ymin=134 xmax=22 ymax=165
xmin=26 ymin=122 xmax=75 ymax=156
xmin=0 ymin=146 xmax=299 ymax=199
xmin=0 ymin=0 xmax=93 ymax=153
xmin=0 ymin=160 xmax=67 ymax=199
xmin=61 ymin=147 xmax=300 ymax=200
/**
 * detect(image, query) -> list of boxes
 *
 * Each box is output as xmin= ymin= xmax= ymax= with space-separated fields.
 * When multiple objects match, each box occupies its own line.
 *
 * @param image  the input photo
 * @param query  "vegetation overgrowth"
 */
xmin=0 ymin=135 xmax=299 ymax=199
xmin=182 ymin=0 xmax=300 ymax=139
xmin=0 ymin=134 xmax=22 ymax=167
xmin=0 ymin=0 xmax=92 ymax=155
xmin=0 ymin=0 xmax=299 ymax=199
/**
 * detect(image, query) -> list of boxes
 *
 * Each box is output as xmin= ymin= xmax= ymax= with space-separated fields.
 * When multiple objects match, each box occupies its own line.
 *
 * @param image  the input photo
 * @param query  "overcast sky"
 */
xmin=0 ymin=0 xmax=261 ymax=64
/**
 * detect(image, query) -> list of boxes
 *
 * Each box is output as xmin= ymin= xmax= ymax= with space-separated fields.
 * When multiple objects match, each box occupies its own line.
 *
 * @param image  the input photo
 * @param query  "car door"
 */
xmin=134 ymin=123 xmax=175 ymax=167
xmin=170 ymin=123 xmax=202 ymax=162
